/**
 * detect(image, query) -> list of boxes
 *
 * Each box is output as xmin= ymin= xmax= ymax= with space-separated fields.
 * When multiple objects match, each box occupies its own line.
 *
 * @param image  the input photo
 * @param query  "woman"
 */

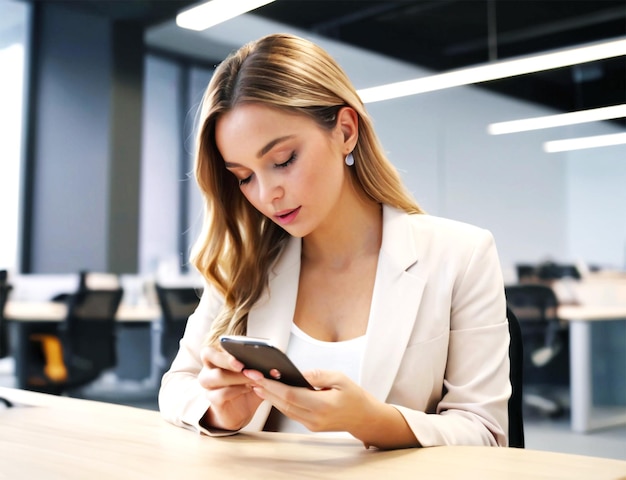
xmin=159 ymin=33 xmax=510 ymax=450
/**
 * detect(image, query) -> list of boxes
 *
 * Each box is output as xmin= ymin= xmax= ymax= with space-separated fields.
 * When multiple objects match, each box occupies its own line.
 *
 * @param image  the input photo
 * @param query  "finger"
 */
xmin=303 ymin=369 xmax=347 ymax=390
xmin=201 ymin=345 xmax=244 ymax=372
xmin=253 ymin=383 xmax=313 ymax=423
xmin=247 ymin=375 xmax=317 ymax=421
xmin=209 ymin=384 xmax=254 ymax=404
xmin=198 ymin=365 xmax=251 ymax=390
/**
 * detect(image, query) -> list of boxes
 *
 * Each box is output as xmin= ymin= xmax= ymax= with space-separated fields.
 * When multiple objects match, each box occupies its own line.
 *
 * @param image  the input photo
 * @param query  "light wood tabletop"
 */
xmin=1 ymin=387 xmax=625 ymax=480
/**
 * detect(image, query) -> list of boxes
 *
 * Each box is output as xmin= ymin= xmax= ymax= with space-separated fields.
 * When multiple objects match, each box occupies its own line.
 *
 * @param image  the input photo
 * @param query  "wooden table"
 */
xmin=4 ymin=301 xmax=161 ymax=388
xmin=1 ymin=387 xmax=625 ymax=480
xmin=557 ymin=305 xmax=626 ymax=433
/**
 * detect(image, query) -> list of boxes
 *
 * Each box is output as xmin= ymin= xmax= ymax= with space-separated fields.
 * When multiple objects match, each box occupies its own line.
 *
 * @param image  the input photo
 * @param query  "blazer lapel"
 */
xmin=246 ymin=236 xmax=301 ymax=349
xmin=360 ymin=206 xmax=427 ymax=401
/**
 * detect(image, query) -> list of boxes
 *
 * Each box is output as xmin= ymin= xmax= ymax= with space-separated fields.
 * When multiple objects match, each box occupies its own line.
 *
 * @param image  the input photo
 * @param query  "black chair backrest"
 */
xmin=155 ymin=285 xmax=202 ymax=362
xmin=507 ymin=306 xmax=525 ymax=448
xmin=504 ymin=284 xmax=559 ymax=324
xmin=536 ymin=262 xmax=581 ymax=280
xmin=0 ymin=284 xmax=13 ymax=358
xmin=61 ymin=288 xmax=124 ymax=379
xmin=156 ymin=286 xmax=202 ymax=324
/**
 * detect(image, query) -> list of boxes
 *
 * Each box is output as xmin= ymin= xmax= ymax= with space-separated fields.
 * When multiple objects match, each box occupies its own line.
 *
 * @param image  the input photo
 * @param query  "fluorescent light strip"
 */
xmin=357 ymin=38 xmax=626 ymax=104
xmin=488 ymin=104 xmax=626 ymax=134
xmin=177 ymin=0 xmax=276 ymax=31
xmin=543 ymin=132 xmax=626 ymax=153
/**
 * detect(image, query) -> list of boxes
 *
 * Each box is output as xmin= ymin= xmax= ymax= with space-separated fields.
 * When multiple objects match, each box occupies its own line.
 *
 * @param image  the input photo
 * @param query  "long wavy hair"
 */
xmin=192 ymin=33 xmax=423 ymax=345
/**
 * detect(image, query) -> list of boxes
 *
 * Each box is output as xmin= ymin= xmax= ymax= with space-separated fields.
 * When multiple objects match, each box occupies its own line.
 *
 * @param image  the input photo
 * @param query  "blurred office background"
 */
xmin=0 ymin=0 xmax=624 ymax=460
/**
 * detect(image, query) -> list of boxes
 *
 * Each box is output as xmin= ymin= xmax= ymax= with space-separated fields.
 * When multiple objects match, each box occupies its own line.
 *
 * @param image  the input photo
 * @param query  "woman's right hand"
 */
xmin=197 ymin=344 xmax=264 ymax=431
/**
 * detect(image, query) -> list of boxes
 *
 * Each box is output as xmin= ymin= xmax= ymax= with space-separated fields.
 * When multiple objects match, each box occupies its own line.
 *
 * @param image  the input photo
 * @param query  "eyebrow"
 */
xmin=223 ymin=135 xmax=295 ymax=169
xmin=257 ymin=135 xmax=295 ymax=158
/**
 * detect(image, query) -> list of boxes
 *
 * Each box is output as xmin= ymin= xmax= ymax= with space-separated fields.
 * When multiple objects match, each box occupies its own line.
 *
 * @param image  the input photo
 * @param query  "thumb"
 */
xmin=303 ymin=369 xmax=347 ymax=390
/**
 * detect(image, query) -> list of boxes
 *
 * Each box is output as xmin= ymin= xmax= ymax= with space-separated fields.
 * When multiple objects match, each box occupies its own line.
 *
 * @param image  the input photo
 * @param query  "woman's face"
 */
xmin=215 ymin=103 xmax=354 ymax=238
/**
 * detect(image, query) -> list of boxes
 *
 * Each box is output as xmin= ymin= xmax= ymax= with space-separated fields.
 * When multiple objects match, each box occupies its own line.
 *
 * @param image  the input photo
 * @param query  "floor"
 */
xmin=1 ymin=359 xmax=624 ymax=461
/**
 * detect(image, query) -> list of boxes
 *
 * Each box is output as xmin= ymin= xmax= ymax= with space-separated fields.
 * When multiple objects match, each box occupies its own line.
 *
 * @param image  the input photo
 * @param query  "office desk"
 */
xmin=4 ymin=301 xmax=161 ymax=388
xmin=4 ymin=300 xmax=161 ymax=323
xmin=1 ymin=387 xmax=625 ymax=480
xmin=558 ymin=305 xmax=626 ymax=433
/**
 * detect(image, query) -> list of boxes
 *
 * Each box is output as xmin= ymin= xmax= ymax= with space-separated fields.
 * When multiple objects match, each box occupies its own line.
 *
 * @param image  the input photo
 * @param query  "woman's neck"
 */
xmin=302 ymin=197 xmax=383 ymax=270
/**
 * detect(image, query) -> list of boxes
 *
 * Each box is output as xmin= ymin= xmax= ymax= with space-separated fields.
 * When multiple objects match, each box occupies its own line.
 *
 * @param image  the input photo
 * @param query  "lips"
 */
xmin=274 ymin=206 xmax=301 ymax=225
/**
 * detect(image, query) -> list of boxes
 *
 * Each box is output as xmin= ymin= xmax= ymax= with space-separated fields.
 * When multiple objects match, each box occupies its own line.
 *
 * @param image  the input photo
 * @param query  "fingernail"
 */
xmin=243 ymin=369 xmax=264 ymax=381
xmin=252 ymin=386 xmax=265 ymax=399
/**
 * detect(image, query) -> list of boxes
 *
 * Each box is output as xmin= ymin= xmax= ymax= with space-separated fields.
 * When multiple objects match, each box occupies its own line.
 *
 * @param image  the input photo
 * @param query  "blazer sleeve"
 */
xmin=394 ymin=228 xmax=510 ymax=447
xmin=158 ymin=284 xmax=235 ymax=436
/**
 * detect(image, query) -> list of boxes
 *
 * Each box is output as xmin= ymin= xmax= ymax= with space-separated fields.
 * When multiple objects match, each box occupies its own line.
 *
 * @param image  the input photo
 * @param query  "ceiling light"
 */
xmin=543 ymin=132 xmax=626 ymax=153
xmin=488 ymin=104 xmax=626 ymax=134
xmin=357 ymin=38 xmax=626 ymax=104
xmin=177 ymin=0 xmax=276 ymax=31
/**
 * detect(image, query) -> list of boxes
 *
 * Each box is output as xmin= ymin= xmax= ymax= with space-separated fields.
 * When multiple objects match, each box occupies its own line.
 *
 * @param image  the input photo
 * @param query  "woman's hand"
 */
xmin=243 ymin=369 xmax=419 ymax=449
xmin=197 ymin=345 xmax=264 ymax=431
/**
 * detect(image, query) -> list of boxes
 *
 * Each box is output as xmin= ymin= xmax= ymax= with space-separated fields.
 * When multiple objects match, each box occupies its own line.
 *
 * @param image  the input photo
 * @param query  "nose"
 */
xmin=257 ymin=173 xmax=284 ymax=205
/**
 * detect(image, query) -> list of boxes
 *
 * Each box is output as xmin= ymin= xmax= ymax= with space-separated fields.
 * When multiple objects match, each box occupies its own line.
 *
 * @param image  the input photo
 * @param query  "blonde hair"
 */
xmin=192 ymin=33 xmax=423 ymax=345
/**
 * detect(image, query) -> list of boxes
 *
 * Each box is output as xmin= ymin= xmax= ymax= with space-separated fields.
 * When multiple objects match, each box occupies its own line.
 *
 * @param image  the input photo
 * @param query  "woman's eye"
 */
xmin=275 ymin=152 xmax=296 ymax=169
xmin=239 ymin=175 xmax=252 ymax=186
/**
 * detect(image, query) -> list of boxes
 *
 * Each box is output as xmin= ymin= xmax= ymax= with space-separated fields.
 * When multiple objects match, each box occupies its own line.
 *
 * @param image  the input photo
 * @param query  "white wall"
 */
xmin=366 ymin=85 xmax=570 ymax=270
xmin=565 ymin=121 xmax=626 ymax=268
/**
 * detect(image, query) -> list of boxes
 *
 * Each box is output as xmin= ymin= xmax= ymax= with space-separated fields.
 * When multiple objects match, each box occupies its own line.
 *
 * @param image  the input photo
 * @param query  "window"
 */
xmin=0 ymin=0 xmax=29 ymax=272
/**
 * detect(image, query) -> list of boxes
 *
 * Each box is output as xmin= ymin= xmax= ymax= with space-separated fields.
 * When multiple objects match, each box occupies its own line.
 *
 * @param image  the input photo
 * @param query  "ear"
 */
xmin=336 ymin=106 xmax=359 ymax=153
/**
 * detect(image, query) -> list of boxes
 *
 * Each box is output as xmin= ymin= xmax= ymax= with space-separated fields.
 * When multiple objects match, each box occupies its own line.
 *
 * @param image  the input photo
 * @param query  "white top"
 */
xmin=274 ymin=323 xmax=366 ymax=433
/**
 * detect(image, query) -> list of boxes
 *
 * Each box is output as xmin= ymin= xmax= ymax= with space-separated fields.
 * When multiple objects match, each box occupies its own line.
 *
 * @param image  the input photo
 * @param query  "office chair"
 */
xmin=0 ymin=284 xmax=13 ymax=359
xmin=536 ymin=262 xmax=581 ymax=281
xmin=155 ymin=284 xmax=202 ymax=372
xmin=27 ymin=288 xmax=124 ymax=395
xmin=505 ymin=284 xmax=568 ymax=417
xmin=51 ymin=270 xmax=120 ymax=302
xmin=507 ymin=306 xmax=525 ymax=448
xmin=515 ymin=264 xmax=537 ymax=283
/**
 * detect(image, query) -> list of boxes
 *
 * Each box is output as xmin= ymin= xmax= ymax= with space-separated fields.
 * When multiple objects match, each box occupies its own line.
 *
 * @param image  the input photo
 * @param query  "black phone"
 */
xmin=219 ymin=335 xmax=314 ymax=389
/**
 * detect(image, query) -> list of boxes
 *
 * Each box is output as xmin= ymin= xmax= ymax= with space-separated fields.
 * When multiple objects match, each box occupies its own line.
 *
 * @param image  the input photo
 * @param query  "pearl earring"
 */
xmin=345 ymin=152 xmax=355 ymax=166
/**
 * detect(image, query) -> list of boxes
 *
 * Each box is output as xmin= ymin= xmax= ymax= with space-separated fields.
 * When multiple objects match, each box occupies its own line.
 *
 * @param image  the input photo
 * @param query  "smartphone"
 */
xmin=219 ymin=335 xmax=314 ymax=389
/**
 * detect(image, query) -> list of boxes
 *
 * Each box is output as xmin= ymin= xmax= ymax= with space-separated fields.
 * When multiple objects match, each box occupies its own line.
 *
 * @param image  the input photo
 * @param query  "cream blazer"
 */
xmin=159 ymin=206 xmax=510 ymax=447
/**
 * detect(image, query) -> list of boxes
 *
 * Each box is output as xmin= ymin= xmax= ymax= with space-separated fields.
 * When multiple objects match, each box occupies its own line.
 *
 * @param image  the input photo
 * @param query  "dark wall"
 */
xmin=24 ymin=3 xmax=143 ymax=273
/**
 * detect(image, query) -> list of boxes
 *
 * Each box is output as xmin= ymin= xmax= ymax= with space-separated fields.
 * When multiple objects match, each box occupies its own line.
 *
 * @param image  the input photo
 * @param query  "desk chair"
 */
xmin=155 ymin=285 xmax=202 ymax=373
xmin=51 ymin=271 xmax=120 ymax=303
xmin=507 ymin=307 xmax=525 ymax=448
xmin=505 ymin=284 xmax=568 ymax=417
xmin=27 ymin=288 xmax=124 ymax=395
xmin=0 ymin=284 xmax=13 ymax=359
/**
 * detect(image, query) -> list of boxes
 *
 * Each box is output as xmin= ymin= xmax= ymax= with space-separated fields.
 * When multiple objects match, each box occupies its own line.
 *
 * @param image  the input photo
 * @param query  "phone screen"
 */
xmin=220 ymin=335 xmax=314 ymax=389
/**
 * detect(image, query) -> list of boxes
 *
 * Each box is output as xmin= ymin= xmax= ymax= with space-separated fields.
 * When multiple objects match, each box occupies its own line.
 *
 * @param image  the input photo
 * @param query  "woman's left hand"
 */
xmin=242 ymin=369 xmax=418 ymax=449
xmin=243 ymin=369 xmax=369 ymax=432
